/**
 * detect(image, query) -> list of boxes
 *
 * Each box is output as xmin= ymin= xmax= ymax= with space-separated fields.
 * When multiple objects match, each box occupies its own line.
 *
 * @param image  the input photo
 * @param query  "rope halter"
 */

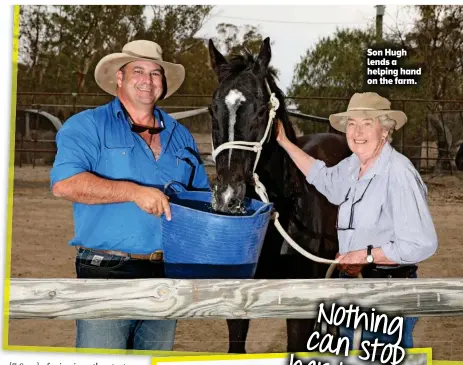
xmin=210 ymin=79 xmax=342 ymax=268
xmin=211 ymin=80 xmax=280 ymax=177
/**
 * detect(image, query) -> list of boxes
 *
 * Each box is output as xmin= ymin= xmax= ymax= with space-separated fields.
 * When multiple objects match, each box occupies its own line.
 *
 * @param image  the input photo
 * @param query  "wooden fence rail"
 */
xmin=7 ymin=278 xmax=463 ymax=320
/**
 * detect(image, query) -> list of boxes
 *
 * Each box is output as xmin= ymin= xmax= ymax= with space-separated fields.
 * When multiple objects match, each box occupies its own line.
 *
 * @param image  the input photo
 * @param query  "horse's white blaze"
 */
xmin=222 ymin=185 xmax=234 ymax=207
xmin=225 ymin=89 xmax=246 ymax=167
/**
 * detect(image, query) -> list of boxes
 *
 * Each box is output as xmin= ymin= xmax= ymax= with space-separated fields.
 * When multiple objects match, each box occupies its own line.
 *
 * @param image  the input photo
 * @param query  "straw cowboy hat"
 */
xmin=329 ymin=92 xmax=407 ymax=132
xmin=94 ymin=40 xmax=185 ymax=100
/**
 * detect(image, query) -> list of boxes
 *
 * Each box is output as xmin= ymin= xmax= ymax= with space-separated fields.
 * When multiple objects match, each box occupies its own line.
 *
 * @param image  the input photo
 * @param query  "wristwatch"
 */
xmin=366 ymin=245 xmax=374 ymax=264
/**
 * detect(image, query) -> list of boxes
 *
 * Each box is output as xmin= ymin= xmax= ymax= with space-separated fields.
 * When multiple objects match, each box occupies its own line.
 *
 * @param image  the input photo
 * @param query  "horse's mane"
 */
xmin=219 ymin=49 xmax=304 ymax=198
xmin=218 ymin=49 xmax=298 ymax=145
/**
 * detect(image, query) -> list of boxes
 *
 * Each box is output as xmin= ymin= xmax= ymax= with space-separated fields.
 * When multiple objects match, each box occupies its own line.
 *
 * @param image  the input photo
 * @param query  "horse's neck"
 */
xmin=253 ymin=140 xmax=302 ymax=201
xmin=253 ymin=85 xmax=305 ymax=200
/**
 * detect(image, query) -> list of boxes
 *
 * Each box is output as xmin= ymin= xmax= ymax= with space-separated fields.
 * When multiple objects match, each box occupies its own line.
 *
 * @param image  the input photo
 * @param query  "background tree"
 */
xmin=287 ymin=28 xmax=376 ymax=133
xmin=212 ymin=23 xmax=269 ymax=56
xmin=288 ymin=5 xmax=463 ymax=170
xmin=393 ymin=5 xmax=463 ymax=169
xmin=19 ymin=5 xmax=146 ymax=93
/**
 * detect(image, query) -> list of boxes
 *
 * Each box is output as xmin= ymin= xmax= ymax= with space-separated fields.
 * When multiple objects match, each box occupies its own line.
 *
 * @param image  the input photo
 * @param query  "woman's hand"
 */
xmin=275 ymin=119 xmax=287 ymax=145
xmin=336 ymin=250 xmax=367 ymax=277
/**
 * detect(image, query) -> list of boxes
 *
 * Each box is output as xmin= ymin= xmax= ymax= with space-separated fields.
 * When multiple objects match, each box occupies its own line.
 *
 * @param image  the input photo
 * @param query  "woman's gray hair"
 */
xmin=377 ymin=114 xmax=397 ymax=142
xmin=339 ymin=115 xmax=397 ymax=142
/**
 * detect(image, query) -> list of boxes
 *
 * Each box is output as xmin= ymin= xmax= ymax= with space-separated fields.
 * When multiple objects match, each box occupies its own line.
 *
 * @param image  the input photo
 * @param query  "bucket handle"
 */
xmin=164 ymin=181 xmax=188 ymax=195
xmin=252 ymin=202 xmax=273 ymax=216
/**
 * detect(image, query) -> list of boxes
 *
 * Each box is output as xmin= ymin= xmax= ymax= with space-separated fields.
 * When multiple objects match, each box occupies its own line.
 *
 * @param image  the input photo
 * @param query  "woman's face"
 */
xmin=345 ymin=117 xmax=388 ymax=161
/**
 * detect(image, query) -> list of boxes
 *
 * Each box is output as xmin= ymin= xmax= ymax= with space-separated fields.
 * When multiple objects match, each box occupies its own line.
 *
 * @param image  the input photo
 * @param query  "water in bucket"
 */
xmin=161 ymin=184 xmax=273 ymax=279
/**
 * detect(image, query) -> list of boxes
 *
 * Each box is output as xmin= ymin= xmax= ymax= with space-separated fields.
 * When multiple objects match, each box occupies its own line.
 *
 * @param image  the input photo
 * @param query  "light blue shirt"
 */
xmin=50 ymin=97 xmax=210 ymax=254
xmin=306 ymin=142 xmax=438 ymax=264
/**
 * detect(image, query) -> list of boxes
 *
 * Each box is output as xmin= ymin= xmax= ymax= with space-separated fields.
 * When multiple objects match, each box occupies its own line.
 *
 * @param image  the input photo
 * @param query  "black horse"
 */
xmin=207 ymin=37 xmax=352 ymax=353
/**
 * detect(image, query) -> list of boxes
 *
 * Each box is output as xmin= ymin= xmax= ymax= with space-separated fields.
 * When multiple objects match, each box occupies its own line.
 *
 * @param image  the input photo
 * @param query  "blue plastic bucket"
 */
xmin=161 ymin=182 xmax=273 ymax=279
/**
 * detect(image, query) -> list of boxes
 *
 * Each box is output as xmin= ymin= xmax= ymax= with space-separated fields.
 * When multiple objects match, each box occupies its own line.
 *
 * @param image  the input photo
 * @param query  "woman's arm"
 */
xmin=277 ymin=135 xmax=316 ymax=177
xmin=276 ymin=120 xmax=352 ymax=205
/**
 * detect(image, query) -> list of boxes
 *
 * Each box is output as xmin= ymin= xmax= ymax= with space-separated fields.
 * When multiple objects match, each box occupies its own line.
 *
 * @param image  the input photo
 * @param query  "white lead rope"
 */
xmin=212 ymin=80 xmax=340 ymax=271
xmin=211 ymin=80 xmax=362 ymax=349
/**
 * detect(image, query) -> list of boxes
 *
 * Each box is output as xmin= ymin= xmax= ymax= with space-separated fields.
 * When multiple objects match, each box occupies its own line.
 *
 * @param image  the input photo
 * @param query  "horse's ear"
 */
xmin=208 ymin=39 xmax=227 ymax=76
xmin=253 ymin=37 xmax=271 ymax=73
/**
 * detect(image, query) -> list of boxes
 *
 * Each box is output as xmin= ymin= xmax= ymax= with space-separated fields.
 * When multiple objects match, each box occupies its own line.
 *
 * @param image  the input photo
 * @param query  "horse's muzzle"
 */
xmin=211 ymin=182 xmax=247 ymax=215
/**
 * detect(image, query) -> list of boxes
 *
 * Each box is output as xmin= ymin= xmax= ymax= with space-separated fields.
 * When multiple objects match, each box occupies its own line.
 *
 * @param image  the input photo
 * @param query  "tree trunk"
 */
xmin=428 ymin=113 xmax=455 ymax=173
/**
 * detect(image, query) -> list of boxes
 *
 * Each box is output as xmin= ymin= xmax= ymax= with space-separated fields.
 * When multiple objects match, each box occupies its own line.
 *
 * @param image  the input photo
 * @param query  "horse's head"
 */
xmin=208 ymin=37 xmax=280 ymax=214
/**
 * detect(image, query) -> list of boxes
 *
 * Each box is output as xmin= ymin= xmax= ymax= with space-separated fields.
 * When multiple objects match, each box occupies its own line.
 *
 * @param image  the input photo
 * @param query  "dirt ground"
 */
xmin=6 ymin=162 xmax=463 ymax=360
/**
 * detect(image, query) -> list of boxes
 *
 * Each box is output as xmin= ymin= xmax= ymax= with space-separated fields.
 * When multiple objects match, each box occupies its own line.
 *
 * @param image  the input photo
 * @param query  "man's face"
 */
xmin=116 ymin=60 xmax=164 ymax=106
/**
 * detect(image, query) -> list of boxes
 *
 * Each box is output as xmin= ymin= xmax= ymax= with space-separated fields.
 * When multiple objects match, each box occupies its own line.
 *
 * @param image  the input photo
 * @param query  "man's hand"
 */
xmin=131 ymin=185 xmax=172 ymax=220
xmin=336 ymin=250 xmax=367 ymax=277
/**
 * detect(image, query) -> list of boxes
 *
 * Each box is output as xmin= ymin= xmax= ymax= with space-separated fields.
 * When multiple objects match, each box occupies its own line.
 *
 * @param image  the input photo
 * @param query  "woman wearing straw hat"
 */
xmin=275 ymin=92 xmax=438 ymax=348
xmin=50 ymin=40 xmax=210 ymax=350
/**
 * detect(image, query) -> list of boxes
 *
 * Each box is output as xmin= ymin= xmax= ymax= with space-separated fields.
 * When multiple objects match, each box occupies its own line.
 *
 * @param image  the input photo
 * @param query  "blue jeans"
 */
xmin=338 ymin=270 xmax=418 ymax=349
xmin=75 ymin=248 xmax=177 ymax=350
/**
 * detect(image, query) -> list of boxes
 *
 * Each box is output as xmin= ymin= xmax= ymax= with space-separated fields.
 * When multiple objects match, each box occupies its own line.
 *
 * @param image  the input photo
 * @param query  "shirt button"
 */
xmin=122 ymin=151 xmax=126 ymax=155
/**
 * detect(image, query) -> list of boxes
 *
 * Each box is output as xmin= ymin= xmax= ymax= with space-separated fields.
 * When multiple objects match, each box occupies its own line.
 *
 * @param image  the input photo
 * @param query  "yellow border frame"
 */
xmin=2 ymin=3 xmax=19 ymax=350
xmin=152 ymin=348 xmax=433 ymax=365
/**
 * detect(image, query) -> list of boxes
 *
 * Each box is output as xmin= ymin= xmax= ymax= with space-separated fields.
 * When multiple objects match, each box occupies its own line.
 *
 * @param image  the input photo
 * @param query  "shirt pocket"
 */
xmin=170 ymin=148 xmax=199 ymax=187
xmin=100 ymin=147 xmax=134 ymax=180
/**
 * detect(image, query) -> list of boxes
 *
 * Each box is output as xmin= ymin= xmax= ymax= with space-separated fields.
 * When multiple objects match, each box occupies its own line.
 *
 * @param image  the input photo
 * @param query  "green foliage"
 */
xmin=288 ymin=5 xmax=463 ymax=155
xmin=290 ymin=28 xmax=376 ymax=96
xmin=17 ymin=5 xmax=271 ymax=133
xmin=17 ymin=5 xmax=214 ymax=94
xmin=19 ymin=5 xmax=146 ymax=93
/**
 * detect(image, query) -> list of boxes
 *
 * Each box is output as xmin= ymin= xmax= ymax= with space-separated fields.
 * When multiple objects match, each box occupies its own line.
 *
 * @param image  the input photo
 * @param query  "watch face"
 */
xmin=367 ymin=256 xmax=373 ymax=263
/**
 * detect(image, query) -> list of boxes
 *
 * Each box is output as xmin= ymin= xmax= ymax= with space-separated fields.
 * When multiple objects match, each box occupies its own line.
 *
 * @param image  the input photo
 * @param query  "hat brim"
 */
xmin=94 ymin=53 xmax=185 ymax=100
xmin=328 ymin=110 xmax=407 ymax=133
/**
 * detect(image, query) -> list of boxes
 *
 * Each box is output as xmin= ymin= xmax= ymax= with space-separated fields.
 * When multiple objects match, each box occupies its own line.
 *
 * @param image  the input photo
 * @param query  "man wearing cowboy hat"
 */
xmin=275 ymin=92 xmax=438 ymax=348
xmin=50 ymin=40 xmax=210 ymax=350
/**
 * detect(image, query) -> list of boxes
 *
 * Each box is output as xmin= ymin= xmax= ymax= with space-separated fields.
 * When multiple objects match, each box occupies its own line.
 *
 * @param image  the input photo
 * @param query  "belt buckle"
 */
xmin=149 ymin=250 xmax=163 ymax=261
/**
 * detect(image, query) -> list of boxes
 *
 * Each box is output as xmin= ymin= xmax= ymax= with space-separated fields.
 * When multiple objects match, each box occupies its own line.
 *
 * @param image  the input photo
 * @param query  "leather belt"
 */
xmin=76 ymin=246 xmax=163 ymax=261
xmin=362 ymin=264 xmax=417 ymax=279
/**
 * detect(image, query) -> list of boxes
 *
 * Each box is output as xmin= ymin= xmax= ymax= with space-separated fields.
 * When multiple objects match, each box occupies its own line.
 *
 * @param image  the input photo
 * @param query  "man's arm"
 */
xmin=52 ymin=172 xmax=136 ymax=204
xmin=53 ymin=172 xmax=171 ymax=220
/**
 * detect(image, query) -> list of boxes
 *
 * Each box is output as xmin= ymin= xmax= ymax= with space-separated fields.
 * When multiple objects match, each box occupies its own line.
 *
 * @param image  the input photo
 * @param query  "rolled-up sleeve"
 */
xmin=50 ymin=112 xmax=101 ymax=189
xmin=380 ymin=165 xmax=438 ymax=264
xmin=306 ymin=157 xmax=352 ymax=205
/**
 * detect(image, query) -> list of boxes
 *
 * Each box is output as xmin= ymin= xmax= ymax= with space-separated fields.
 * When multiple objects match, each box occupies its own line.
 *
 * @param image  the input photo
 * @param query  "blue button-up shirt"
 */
xmin=306 ymin=142 xmax=438 ymax=264
xmin=50 ymin=98 xmax=210 ymax=254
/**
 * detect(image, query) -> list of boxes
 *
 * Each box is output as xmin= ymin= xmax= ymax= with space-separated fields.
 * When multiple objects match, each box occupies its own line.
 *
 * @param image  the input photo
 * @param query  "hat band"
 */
xmin=347 ymin=107 xmax=390 ymax=111
xmin=123 ymin=50 xmax=162 ymax=61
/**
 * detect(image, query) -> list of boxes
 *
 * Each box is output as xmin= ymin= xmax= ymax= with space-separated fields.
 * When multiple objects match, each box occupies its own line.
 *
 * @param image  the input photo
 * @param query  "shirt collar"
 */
xmin=112 ymin=97 xmax=125 ymax=120
xmin=111 ymin=97 xmax=177 ymax=135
